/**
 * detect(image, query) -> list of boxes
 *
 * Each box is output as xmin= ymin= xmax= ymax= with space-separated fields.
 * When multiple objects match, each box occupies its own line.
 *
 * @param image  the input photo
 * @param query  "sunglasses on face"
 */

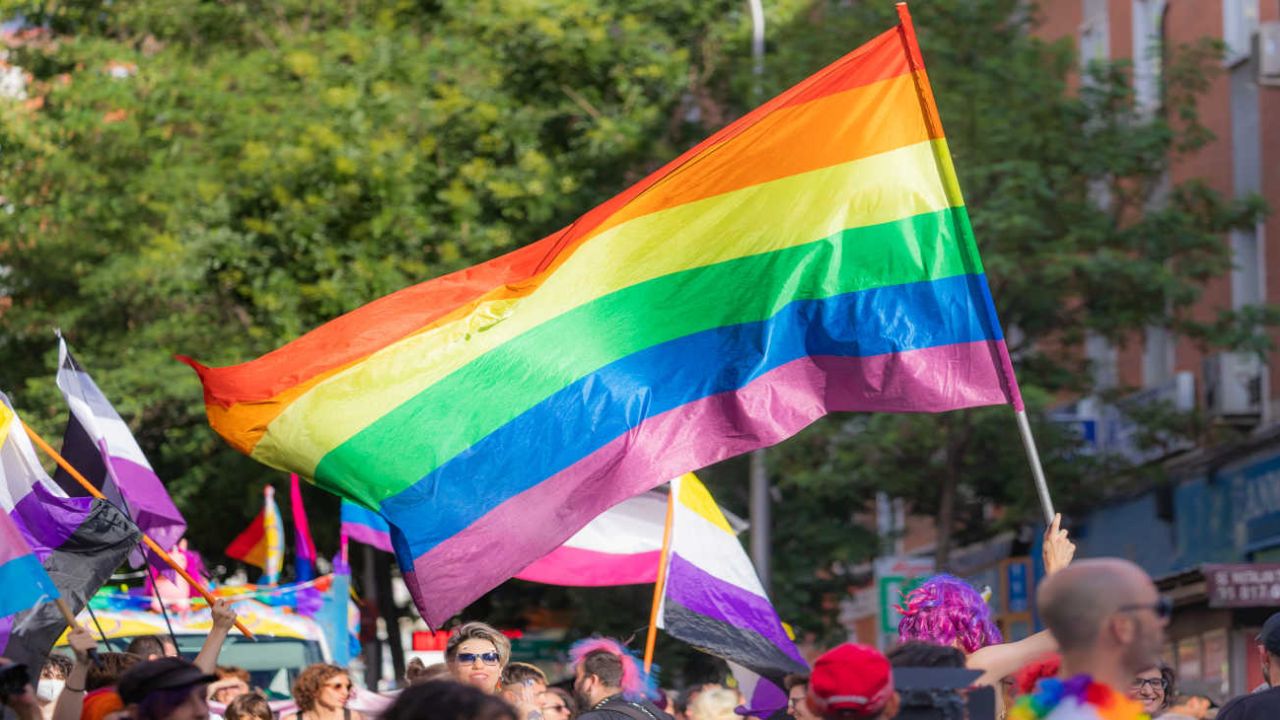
xmin=456 ymin=652 xmax=501 ymax=666
xmin=1119 ymin=596 xmax=1174 ymax=620
xmin=1130 ymin=678 xmax=1168 ymax=692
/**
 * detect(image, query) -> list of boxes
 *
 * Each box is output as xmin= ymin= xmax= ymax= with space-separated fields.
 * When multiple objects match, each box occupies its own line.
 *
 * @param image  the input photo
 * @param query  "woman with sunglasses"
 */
xmin=446 ymin=623 xmax=512 ymax=695
xmin=284 ymin=665 xmax=363 ymax=720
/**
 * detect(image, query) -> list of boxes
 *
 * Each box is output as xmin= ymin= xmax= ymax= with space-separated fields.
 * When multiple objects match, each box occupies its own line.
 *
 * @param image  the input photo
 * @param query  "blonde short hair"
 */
xmin=688 ymin=688 xmax=740 ymax=720
xmin=446 ymin=622 xmax=512 ymax=667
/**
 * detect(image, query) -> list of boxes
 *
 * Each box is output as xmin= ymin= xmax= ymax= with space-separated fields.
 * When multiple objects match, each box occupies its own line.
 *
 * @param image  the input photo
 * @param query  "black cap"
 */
xmin=117 ymin=658 xmax=216 ymax=705
xmin=1258 ymin=612 xmax=1280 ymax=656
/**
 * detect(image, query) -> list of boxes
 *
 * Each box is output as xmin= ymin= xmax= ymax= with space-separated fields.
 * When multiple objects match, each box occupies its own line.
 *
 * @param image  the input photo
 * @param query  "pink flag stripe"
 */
xmin=517 ymin=547 xmax=662 ymax=586
xmin=405 ymin=340 xmax=1011 ymax=625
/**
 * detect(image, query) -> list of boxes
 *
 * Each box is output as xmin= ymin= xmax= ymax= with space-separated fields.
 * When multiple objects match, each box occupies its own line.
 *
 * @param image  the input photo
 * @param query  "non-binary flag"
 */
xmin=184 ymin=10 xmax=1021 ymax=625
xmin=0 ymin=393 xmax=140 ymax=670
xmin=225 ymin=485 xmax=284 ymax=584
xmin=290 ymin=474 xmax=318 ymax=582
xmin=55 ymin=337 xmax=187 ymax=559
xmin=658 ymin=474 xmax=805 ymax=715
xmin=339 ymin=500 xmax=393 ymax=554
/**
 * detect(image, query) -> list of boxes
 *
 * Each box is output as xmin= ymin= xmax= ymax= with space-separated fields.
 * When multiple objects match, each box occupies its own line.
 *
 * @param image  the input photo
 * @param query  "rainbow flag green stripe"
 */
xmin=307 ymin=206 xmax=984 ymax=506
xmin=186 ymin=18 xmax=1023 ymax=625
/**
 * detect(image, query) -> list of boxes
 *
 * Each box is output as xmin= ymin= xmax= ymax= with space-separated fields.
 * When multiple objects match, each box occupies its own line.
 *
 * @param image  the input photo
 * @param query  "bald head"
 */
xmin=1038 ymin=559 xmax=1156 ymax=652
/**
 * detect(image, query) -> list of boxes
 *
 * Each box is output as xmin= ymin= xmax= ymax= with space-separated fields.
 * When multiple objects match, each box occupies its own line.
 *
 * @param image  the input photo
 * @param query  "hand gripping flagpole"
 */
xmin=895 ymin=2 xmax=1055 ymax=525
xmin=23 ymin=420 xmax=256 ymax=640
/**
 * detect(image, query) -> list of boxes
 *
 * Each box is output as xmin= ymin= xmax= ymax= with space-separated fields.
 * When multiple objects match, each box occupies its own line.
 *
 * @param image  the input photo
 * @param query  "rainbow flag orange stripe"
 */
xmin=185 ymin=10 xmax=1021 ymax=624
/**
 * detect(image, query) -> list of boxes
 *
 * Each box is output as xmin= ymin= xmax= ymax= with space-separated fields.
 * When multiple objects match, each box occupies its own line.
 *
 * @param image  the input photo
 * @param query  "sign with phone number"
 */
xmin=1204 ymin=563 xmax=1280 ymax=607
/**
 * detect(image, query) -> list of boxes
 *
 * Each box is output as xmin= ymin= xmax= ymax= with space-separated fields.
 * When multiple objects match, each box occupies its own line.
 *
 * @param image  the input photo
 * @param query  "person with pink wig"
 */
xmin=569 ymin=638 xmax=671 ymax=720
xmin=897 ymin=513 xmax=1077 ymax=689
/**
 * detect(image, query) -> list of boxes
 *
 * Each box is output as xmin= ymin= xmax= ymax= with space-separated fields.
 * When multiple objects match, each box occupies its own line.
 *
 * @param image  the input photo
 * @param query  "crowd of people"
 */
xmin=4 ymin=521 xmax=1280 ymax=720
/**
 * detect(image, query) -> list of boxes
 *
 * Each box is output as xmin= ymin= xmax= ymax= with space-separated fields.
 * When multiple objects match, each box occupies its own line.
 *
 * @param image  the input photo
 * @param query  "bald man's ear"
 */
xmin=1111 ymin=614 xmax=1136 ymax=645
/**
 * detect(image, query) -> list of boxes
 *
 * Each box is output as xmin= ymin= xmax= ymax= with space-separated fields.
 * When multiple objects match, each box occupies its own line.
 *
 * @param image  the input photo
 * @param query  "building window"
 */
xmin=1080 ymin=0 xmax=1111 ymax=73
xmin=1087 ymin=332 xmax=1119 ymax=391
xmin=1224 ymin=0 xmax=1260 ymax=66
xmin=1132 ymin=0 xmax=1167 ymax=115
xmin=1144 ymin=325 xmax=1174 ymax=387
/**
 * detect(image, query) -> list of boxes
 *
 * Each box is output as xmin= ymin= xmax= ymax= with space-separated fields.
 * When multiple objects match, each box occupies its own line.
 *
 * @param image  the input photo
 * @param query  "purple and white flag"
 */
xmin=55 ymin=337 xmax=186 ymax=561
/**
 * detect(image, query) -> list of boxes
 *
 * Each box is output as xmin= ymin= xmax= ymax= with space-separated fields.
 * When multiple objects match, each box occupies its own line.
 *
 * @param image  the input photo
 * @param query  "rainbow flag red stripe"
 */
xmin=185 ymin=11 xmax=1021 ymax=624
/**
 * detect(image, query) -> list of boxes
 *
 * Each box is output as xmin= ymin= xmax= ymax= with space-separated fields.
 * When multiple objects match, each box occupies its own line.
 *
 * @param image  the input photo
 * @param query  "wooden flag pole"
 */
xmin=643 ymin=482 xmax=677 ymax=674
xmin=23 ymin=420 xmax=256 ymax=640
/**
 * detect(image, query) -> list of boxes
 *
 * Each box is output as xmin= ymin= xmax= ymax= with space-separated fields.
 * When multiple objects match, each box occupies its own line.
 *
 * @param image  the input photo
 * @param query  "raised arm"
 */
xmin=53 ymin=626 xmax=97 ymax=720
xmin=967 ymin=514 xmax=1075 ymax=686
xmin=194 ymin=599 xmax=238 ymax=674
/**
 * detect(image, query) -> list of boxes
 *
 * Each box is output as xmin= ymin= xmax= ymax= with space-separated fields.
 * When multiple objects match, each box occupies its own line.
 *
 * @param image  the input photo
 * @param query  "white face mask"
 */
xmin=37 ymin=678 xmax=66 ymax=703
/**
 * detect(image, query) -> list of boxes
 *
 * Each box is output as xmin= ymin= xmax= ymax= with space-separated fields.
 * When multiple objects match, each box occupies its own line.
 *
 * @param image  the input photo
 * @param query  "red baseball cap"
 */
xmin=806 ymin=643 xmax=893 ymax=718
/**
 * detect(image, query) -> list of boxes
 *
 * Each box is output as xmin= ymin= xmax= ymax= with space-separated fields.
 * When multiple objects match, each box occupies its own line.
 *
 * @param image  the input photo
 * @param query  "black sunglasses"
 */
xmin=456 ymin=652 xmax=501 ymax=666
xmin=1119 ymin=596 xmax=1173 ymax=620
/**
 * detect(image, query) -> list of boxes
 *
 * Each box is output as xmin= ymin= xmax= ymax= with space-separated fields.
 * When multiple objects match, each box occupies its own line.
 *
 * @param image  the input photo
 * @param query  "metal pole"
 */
xmin=1015 ymin=410 xmax=1056 ymax=525
xmin=745 ymin=0 xmax=772 ymax=598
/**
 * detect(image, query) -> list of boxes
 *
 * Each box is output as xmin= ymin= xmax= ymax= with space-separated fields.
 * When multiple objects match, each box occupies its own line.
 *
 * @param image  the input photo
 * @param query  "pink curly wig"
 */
xmin=896 ymin=574 xmax=1002 ymax=653
xmin=568 ymin=637 xmax=657 ymax=701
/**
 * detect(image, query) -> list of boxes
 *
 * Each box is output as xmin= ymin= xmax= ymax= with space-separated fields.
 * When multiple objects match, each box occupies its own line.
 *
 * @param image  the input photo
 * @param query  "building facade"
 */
xmin=1037 ymin=0 xmax=1280 ymax=701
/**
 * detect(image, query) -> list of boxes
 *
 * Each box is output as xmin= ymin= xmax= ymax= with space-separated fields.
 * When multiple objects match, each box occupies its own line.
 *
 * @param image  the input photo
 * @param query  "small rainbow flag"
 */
xmin=225 ymin=485 xmax=284 ymax=584
xmin=185 ymin=8 xmax=1020 ymax=624
xmin=339 ymin=499 xmax=393 ymax=554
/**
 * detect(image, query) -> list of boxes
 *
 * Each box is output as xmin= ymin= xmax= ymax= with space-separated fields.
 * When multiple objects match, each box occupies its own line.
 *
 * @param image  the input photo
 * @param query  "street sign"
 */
xmin=1204 ymin=563 xmax=1280 ymax=607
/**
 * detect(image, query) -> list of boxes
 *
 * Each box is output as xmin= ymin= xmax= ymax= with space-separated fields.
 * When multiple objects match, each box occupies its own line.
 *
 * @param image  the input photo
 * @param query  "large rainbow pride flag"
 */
xmin=184 ymin=8 xmax=1021 ymax=625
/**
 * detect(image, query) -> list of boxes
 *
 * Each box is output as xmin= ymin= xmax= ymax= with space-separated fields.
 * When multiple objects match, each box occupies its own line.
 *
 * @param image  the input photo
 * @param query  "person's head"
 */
xmin=896 ymin=575 xmax=1002 ymax=654
xmin=541 ymin=687 xmax=577 ymax=720
xmin=87 ymin=653 xmax=145 ymax=692
xmin=1037 ymin=559 xmax=1169 ymax=685
xmin=569 ymin=637 xmax=651 ymax=708
xmin=499 ymin=663 xmax=547 ymax=706
xmin=126 ymin=636 xmax=178 ymax=661
xmin=1257 ymin=612 xmax=1280 ymax=687
xmin=224 ymin=692 xmax=274 ymax=720
xmin=37 ymin=654 xmax=74 ymax=705
xmin=1127 ymin=665 xmax=1171 ymax=715
xmin=885 ymin=642 xmax=966 ymax=669
xmin=686 ymin=687 xmax=737 ymax=720
xmin=446 ymin=623 xmax=511 ymax=695
xmin=118 ymin=657 xmax=217 ymax=720
xmin=291 ymin=664 xmax=352 ymax=713
xmin=807 ymin=644 xmax=898 ymax=720
xmin=406 ymin=658 xmax=452 ymax=686
xmin=784 ymin=675 xmax=817 ymax=720
xmin=383 ymin=681 xmax=518 ymax=720
xmin=210 ymin=667 xmax=251 ymax=705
